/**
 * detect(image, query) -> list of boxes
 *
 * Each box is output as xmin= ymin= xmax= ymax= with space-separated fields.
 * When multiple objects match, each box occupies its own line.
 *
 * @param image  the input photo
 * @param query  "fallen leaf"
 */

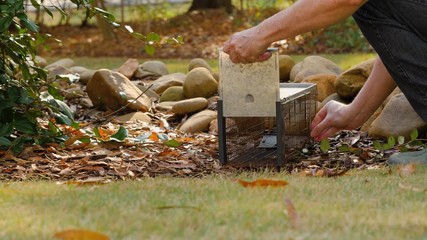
xmin=284 ymin=198 xmax=300 ymax=229
xmin=397 ymin=163 xmax=416 ymax=177
xmin=149 ymin=132 xmax=159 ymax=142
xmin=237 ymin=179 xmax=288 ymax=188
xmin=54 ymin=229 xmax=109 ymax=240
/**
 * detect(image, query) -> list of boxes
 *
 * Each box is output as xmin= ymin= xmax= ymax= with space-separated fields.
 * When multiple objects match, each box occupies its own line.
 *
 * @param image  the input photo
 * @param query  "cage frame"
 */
xmin=218 ymin=83 xmax=317 ymax=168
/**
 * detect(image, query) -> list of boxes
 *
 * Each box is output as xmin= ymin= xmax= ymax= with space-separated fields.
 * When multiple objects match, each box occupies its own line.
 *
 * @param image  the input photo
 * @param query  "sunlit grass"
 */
xmin=1 ymin=166 xmax=426 ymax=239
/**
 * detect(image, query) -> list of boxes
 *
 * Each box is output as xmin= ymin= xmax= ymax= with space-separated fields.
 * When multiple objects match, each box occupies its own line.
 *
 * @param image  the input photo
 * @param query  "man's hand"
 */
xmin=310 ymin=100 xmax=363 ymax=140
xmin=223 ymin=27 xmax=271 ymax=64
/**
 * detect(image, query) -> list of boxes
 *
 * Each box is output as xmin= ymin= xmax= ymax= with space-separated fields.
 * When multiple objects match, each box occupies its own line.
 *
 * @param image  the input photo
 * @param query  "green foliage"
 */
xmin=320 ymin=139 xmax=330 ymax=153
xmin=0 ymin=0 xmax=182 ymax=153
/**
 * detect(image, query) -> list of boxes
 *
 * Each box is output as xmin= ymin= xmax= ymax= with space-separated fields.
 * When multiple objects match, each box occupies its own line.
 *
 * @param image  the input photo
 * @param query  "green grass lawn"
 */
xmin=14 ymin=54 xmax=424 ymax=239
xmin=1 ymin=167 xmax=426 ymax=239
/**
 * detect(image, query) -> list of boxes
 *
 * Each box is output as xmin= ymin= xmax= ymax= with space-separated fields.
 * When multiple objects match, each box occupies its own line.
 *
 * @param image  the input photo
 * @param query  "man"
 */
xmin=223 ymin=0 xmax=427 ymax=164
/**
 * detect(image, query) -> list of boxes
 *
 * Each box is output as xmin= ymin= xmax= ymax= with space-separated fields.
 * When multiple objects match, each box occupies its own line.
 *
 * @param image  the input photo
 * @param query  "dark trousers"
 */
xmin=353 ymin=0 xmax=427 ymax=122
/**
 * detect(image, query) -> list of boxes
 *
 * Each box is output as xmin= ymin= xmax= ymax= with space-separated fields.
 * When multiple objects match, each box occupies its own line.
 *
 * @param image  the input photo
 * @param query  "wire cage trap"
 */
xmin=218 ymin=49 xmax=317 ymax=168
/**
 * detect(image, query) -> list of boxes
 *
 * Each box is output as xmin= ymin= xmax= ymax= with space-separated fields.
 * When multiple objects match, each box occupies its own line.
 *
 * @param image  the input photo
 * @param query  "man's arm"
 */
xmin=223 ymin=0 xmax=367 ymax=63
xmin=310 ymin=58 xmax=397 ymax=140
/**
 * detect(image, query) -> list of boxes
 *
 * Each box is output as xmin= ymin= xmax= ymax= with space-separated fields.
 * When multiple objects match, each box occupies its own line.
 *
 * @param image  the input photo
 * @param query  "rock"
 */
xmin=369 ymin=93 xmax=427 ymax=138
xmin=69 ymin=66 xmax=88 ymax=75
xmin=46 ymin=65 xmax=74 ymax=83
xmin=135 ymin=60 xmax=168 ymax=80
xmin=335 ymin=58 xmax=376 ymax=99
xmin=361 ymin=88 xmax=402 ymax=132
xmin=34 ymin=56 xmax=47 ymax=67
xmin=64 ymin=87 xmax=85 ymax=100
xmin=178 ymin=110 xmax=217 ymax=133
xmin=208 ymin=95 xmax=220 ymax=109
xmin=212 ymin=72 xmax=219 ymax=82
xmin=183 ymin=67 xmax=218 ymax=99
xmin=209 ymin=119 xmax=218 ymax=134
xmin=290 ymin=56 xmax=342 ymax=83
xmin=136 ymin=85 xmax=160 ymax=101
xmin=69 ymin=66 xmax=96 ymax=85
xmin=360 ymin=106 xmax=383 ymax=133
xmin=46 ymin=58 xmax=75 ymax=69
xmin=115 ymin=112 xmax=151 ymax=123
xmin=302 ymin=74 xmax=336 ymax=102
xmin=159 ymin=86 xmax=185 ymax=102
xmin=79 ymin=69 xmax=97 ymax=85
xmin=80 ymin=98 xmax=93 ymax=108
xmin=151 ymin=73 xmax=186 ymax=94
xmin=279 ymin=55 xmax=295 ymax=82
xmin=320 ymin=93 xmax=352 ymax=108
xmin=172 ymin=97 xmax=208 ymax=115
xmin=156 ymin=101 xmax=176 ymax=111
xmin=86 ymin=69 xmax=151 ymax=112
xmin=188 ymin=58 xmax=213 ymax=73
xmin=118 ymin=58 xmax=139 ymax=79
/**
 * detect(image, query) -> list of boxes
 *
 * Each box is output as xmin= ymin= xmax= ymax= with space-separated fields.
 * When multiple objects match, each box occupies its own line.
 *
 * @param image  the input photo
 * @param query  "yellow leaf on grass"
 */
xmin=237 ymin=179 xmax=288 ymax=188
xmin=54 ymin=229 xmax=109 ymax=240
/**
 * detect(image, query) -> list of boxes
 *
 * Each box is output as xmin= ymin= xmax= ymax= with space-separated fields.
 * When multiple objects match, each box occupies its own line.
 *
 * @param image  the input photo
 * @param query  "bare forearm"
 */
xmin=349 ymin=58 xmax=397 ymax=123
xmin=256 ymin=0 xmax=367 ymax=44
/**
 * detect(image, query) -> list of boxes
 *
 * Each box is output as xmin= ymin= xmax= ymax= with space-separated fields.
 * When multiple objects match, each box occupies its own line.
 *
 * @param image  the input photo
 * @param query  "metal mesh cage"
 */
xmin=218 ymin=83 xmax=317 ymax=168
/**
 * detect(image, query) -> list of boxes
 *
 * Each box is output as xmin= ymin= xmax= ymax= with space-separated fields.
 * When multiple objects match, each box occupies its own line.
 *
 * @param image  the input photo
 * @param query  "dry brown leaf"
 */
xmin=149 ymin=132 xmax=159 ymax=142
xmin=54 ymin=229 xmax=109 ymax=240
xmin=284 ymin=198 xmax=300 ymax=229
xmin=158 ymin=149 xmax=181 ymax=157
xmin=397 ymin=164 xmax=416 ymax=177
xmin=237 ymin=179 xmax=288 ymax=188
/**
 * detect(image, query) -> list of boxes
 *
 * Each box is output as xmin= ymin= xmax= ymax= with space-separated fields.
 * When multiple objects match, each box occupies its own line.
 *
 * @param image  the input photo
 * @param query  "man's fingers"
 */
xmin=258 ymin=51 xmax=272 ymax=61
xmin=311 ymin=106 xmax=327 ymax=130
xmin=316 ymin=127 xmax=339 ymax=141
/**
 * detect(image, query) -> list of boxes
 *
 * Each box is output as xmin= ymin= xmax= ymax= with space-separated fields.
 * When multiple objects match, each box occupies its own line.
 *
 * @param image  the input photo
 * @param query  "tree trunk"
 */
xmin=94 ymin=0 xmax=117 ymax=42
xmin=188 ymin=0 xmax=233 ymax=13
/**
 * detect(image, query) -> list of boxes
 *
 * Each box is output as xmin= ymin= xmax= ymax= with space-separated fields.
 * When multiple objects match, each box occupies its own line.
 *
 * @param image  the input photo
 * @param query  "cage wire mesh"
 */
xmin=218 ymin=83 xmax=317 ymax=168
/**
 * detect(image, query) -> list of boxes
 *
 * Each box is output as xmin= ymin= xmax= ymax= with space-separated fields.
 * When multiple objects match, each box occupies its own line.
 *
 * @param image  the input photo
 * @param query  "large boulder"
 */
xmin=135 ymin=60 xmax=169 ymax=80
xmin=290 ymin=56 xmax=342 ymax=83
xmin=334 ymin=58 xmax=375 ymax=100
xmin=87 ymin=69 xmax=151 ymax=112
xmin=188 ymin=58 xmax=213 ymax=73
xmin=183 ymin=67 xmax=218 ymax=99
xmin=151 ymin=73 xmax=186 ymax=94
xmin=178 ymin=110 xmax=217 ymax=133
xmin=172 ymin=97 xmax=208 ymax=115
xmin=369 ymin=93 xmax=427 ymax=138
xmin=159 ymin=86 xmax=185 ymax=102
xmin=361 ymin=87 xmax=402 ymax=132
xmin=302 ymin=74 xmax=336 ymax=102
xmin=279 ymin=55 xmax=295 ymax=82
xmin=118 ymin=58 xmax=139 ymax=79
